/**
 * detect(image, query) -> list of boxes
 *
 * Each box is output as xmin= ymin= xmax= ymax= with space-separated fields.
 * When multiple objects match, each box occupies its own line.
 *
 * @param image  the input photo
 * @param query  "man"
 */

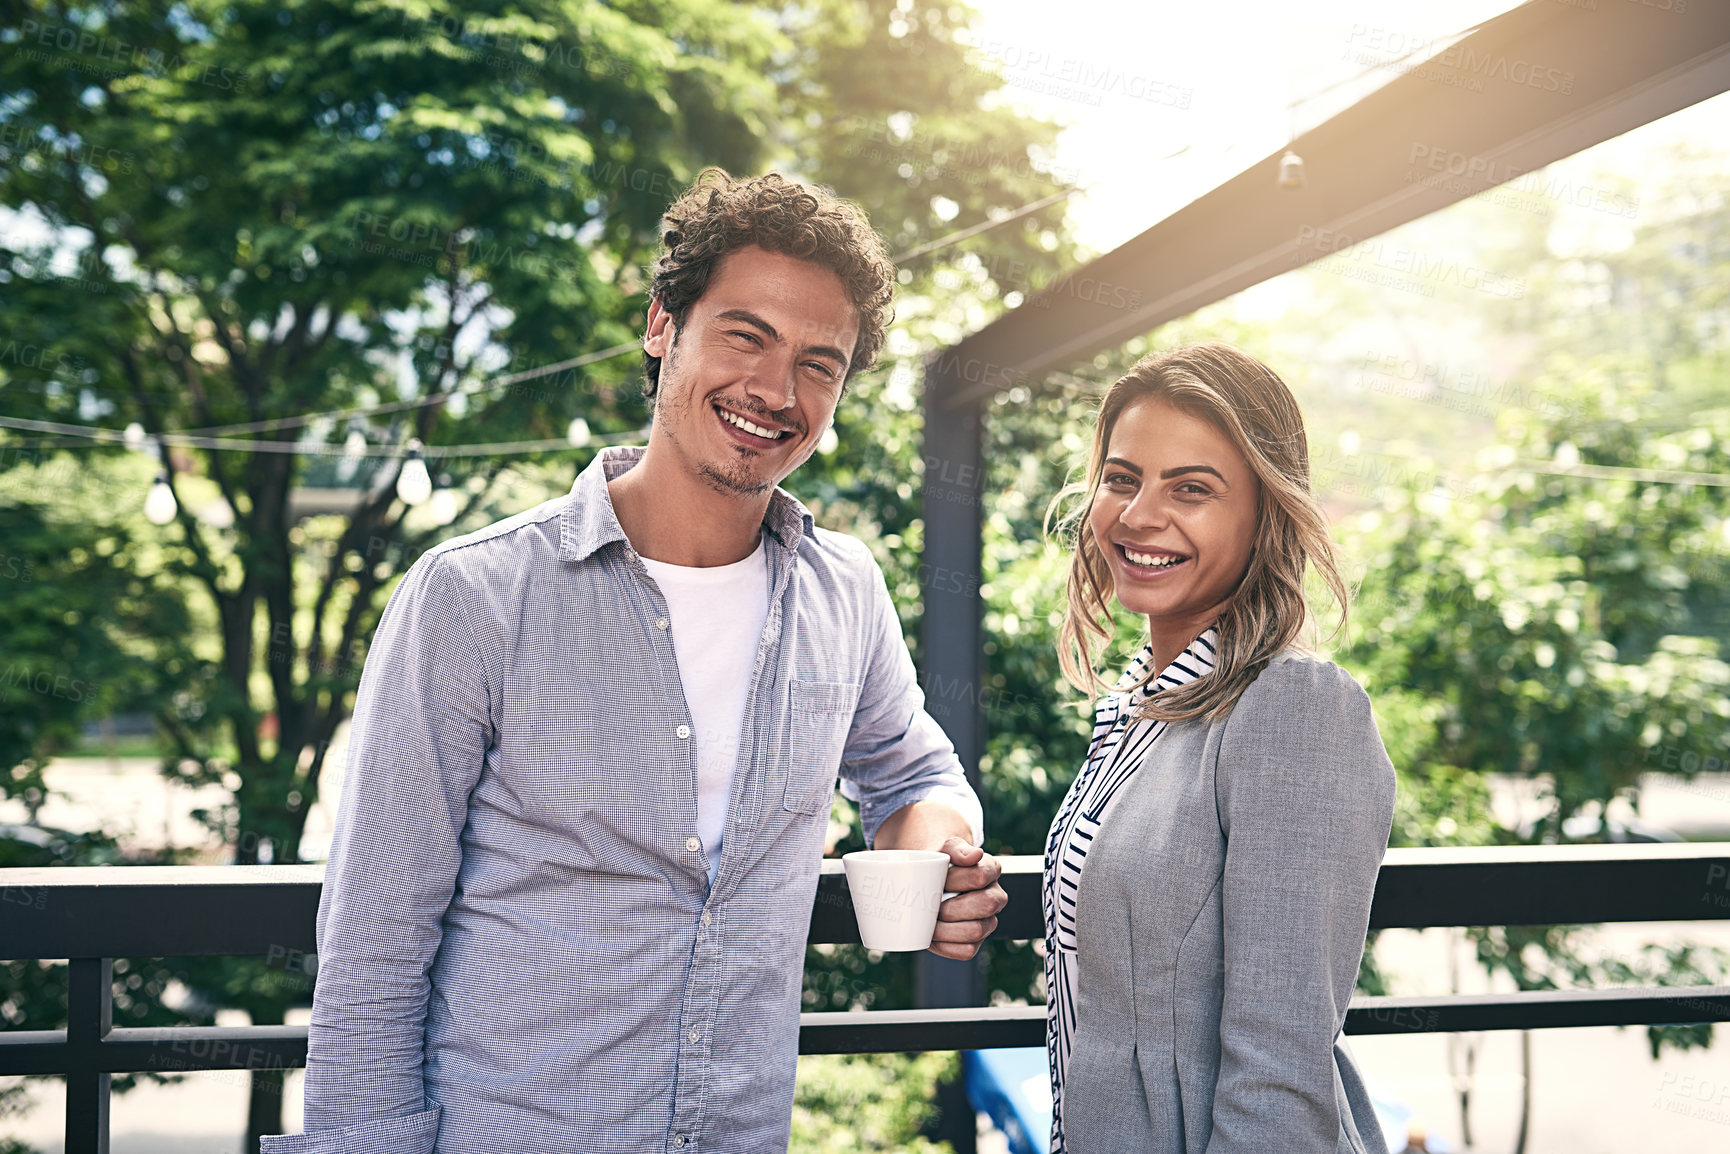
xmin=263 ymin=171 xmax=1005 ymax=1154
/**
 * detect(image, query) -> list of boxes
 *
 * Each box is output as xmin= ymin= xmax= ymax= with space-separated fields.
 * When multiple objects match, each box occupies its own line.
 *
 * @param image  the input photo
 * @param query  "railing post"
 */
xmin=65 ymin=957 xmax=113 ymax=1154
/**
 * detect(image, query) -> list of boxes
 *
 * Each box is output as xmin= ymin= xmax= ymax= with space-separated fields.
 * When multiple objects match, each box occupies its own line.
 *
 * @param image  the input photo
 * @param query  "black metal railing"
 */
xmin=5 ymin=844 xmax=1730 ymax=1152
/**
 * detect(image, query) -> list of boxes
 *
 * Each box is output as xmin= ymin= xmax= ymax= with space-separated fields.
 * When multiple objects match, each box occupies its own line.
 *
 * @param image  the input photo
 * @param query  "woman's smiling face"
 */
xmin=1088 ymin=397 xmax=1261 ymax=643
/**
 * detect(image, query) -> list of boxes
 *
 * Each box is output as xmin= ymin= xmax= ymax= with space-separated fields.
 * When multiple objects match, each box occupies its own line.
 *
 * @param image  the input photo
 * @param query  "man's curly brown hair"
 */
xmin=643 ymin=169 xmax=896 ymax=398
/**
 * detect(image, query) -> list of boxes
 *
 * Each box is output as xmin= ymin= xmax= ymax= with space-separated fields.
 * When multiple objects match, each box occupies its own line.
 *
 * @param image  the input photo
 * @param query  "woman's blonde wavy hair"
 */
xmin=1048 ymin=343 xmax=1349 ymax=723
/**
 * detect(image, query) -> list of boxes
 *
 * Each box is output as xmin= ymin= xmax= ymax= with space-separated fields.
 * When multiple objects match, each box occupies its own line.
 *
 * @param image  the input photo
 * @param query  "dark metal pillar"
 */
xmin=917 ymin=356 xmax=988 ymax=1152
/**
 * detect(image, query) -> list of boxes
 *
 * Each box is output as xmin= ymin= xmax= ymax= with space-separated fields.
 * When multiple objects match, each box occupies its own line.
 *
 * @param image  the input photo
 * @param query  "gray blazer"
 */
xmin=1063 ymin=649 xmax=1396 ymax=1154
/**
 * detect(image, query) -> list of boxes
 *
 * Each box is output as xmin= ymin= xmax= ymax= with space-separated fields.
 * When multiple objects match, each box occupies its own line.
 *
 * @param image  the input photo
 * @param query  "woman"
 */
xmin=1042 ymin=343 xmax=1396 ymax=1154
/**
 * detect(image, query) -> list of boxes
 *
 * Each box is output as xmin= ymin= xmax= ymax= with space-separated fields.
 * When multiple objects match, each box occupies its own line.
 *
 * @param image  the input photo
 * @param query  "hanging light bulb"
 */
xmin=144 ymin=472 xmax=179 ymax=525
xmin=426 ymin=473 xmax=461 ymax=526
xmin=396 ymin=439 xmax=433 ymax=506
xmin=566 ymin=417 xmax=592 ymax=448
xmin=1277 ymin=150 xmax=1306 ymax=190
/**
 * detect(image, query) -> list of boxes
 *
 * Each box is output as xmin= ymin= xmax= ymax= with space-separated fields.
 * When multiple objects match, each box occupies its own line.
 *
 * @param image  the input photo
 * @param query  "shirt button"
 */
xmin=655 ymin=616 xmax=668 ymax=630
xmin=688 ymin=1028 xmax=700 ymax=1044
xmin=676 ymin=724 xmax=690 ymax=739
xmin=686 ymin=837 xmax=701 ymax=853
xmin=673 ymin=1137 xmax=687 ymax=1149
xmin=700 ymin=911 xmax=712 ymax=926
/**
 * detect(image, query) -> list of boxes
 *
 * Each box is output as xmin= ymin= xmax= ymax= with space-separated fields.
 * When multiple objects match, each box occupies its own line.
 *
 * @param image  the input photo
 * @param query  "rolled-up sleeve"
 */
xmin=1208 ymin=660 xmax=1395 ymax=1152
xmin=262 ymin=552 xmax=493 ymax=1152
xmin=838 ymin=559 xmax=983 ymax=848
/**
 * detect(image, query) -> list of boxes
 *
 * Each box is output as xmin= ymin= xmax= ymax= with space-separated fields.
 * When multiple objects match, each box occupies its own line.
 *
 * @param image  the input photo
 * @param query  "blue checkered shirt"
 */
xmin=262 ymin=446 xmax=983 ymax=1154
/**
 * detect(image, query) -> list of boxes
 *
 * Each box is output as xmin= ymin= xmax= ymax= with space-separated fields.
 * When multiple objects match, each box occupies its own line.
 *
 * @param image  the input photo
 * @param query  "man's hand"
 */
xmin=929 ymin=836 xmax=1006 ymax=961
xmin=871 ymin=802 xmax=1002 ymax=959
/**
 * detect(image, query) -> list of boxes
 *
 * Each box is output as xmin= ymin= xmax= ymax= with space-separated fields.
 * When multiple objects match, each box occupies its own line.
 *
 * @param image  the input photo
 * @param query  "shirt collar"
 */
xmin=557 ymin=445 xmax=816 ymax=563
xmin=1112 ymin=626 xmax=1219 ymax=710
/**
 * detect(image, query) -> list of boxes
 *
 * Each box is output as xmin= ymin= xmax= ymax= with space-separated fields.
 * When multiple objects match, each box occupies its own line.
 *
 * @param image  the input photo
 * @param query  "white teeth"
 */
xmin=1123 ymin=547 xmax=1183 ymax=569
xmin=718 ymin=408 xmax=785 ymax=439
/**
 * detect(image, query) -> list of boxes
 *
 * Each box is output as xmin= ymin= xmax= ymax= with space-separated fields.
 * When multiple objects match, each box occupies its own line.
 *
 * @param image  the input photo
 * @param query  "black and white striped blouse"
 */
xmin=1042 ymin=628 xmax=1218 ymax=1153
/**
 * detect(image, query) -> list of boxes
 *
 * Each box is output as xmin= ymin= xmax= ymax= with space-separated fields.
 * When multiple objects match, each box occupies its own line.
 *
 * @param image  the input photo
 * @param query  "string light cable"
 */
xmin=0 ymin=412 xmax=644 ymax=457
xmin=0 ymin=9 xmax=1592 ymax=506
xmin=164 ymin=338 xmax=644 ymax=439
xmin=1318 ymin=436 xmax=1730 ymax=490
xmin=0 ymin=334 xmax=646 ymax=458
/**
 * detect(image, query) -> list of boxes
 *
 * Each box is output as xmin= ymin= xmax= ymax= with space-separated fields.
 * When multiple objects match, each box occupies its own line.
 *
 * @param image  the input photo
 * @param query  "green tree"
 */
xmin=2 ymin=0 xmax=1080 ymax=1145
xmin=790 ymin=1051 xmax=958 ymax=1153
xmin=2 ymin=0 xmax=779 ymax=866
xmin=1335 ymin=367 xmax=1730 ymax=1143
xmin=1340 ymin=177 xmax=1730 ymax=840
xmin=0 ymin=451 xmax=198 ymax=808
xmin=2 ymin=0 xmax=772 ymax=1145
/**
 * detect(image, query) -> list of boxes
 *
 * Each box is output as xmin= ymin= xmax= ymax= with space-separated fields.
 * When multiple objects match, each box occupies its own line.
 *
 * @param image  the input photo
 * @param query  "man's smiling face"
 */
xmin=644 ymin=244 xmax=860 ymax=498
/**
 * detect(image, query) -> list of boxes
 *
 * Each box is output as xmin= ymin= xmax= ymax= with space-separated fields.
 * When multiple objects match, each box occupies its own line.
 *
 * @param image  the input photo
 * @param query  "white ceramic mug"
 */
xmin=841 ymin=849 xmax=957 ymax=951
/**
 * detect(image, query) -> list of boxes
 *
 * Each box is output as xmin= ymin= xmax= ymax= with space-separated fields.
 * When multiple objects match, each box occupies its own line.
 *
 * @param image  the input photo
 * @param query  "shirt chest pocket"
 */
xmin=783 ymin=679 xmax=858 ymax=814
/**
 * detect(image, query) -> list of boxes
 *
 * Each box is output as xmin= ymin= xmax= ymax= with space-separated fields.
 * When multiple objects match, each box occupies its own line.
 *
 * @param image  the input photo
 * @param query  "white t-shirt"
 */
xmin=639 ymin=533 xmax=771 ymax=885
